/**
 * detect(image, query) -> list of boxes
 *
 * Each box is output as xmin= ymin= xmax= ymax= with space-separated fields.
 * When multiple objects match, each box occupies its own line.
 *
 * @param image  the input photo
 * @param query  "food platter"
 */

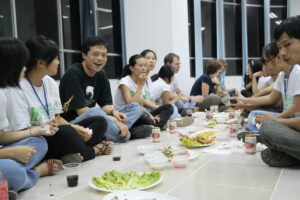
xmin=89 ymin=171 xmax=162 ymax=192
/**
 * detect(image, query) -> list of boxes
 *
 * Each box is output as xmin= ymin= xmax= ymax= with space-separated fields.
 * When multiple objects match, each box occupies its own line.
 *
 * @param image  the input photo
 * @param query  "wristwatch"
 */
xmin=188 ymin=96 xmax=192 ymax=103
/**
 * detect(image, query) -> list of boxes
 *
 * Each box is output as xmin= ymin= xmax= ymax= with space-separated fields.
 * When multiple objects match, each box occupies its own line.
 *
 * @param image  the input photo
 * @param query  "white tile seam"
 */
xmin=165 ymin=159 xmax=211 ymax=194
xmin=270 ymin=168 xmax=284 ymax=200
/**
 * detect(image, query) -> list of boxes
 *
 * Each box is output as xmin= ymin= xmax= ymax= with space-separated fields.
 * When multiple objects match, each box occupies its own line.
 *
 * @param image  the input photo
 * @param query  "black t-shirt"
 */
xmin=59 ymin=63 xmax=112 ymax=121
xmin=190 ymin=74 xmax=215 ymax=96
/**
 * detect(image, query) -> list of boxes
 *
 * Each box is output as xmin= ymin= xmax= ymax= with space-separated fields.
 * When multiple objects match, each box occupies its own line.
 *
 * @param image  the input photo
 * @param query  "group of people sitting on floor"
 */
xmin=1 ymin=15 xmax=300 ymax=199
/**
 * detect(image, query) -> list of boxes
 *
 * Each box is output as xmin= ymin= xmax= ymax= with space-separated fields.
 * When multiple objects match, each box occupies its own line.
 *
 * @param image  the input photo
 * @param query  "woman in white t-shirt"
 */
xmin=114 ymin=54 xmax=173 ymax=131
xmin=0 ymin=37 xmax=62 ymax=194
xmin=5 ymin=36 xmax=112 ymax=164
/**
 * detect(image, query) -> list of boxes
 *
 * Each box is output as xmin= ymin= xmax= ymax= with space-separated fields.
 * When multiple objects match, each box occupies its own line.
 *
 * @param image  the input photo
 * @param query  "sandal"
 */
xmin=94 ymin=141 xmax=114 ymax=156
xmin=44 ymin=159 xmax=63 ymax=176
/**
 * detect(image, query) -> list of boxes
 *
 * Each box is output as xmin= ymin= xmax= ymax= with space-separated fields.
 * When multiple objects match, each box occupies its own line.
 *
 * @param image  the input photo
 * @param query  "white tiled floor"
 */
xmin=18 ymin=119 xmax=300 ymax=200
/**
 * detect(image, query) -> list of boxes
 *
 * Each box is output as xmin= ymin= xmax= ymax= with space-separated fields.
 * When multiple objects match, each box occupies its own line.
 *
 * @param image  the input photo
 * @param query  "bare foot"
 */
xmin=34 ymin=159 xmax=62 ymax=177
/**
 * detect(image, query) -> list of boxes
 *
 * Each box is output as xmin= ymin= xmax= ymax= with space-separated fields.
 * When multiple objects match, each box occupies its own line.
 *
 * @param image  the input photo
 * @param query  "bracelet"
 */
xmin=110 ymin=109 xmax=116 ymax=116
xmin=29 ymin=129 xmax=32 ymax=137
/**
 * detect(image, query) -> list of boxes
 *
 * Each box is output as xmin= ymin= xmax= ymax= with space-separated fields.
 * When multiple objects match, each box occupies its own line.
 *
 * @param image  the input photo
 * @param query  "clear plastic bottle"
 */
xmin=0 ymin=170 xmax=8 ymax=200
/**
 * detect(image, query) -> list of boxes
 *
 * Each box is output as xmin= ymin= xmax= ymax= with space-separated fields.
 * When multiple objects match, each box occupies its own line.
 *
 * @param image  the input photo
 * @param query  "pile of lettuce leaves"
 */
xmin=92 ymin=170 xmax=161 ymax=190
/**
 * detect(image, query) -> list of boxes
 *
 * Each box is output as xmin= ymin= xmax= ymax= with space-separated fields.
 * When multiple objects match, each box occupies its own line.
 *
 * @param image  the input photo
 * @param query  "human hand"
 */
xmin=253 ymin=71 xmax=263 ymax=78
xmin=255 ymin=113 xmax=277 ymax=124
xmin=72 ymin=124 xmax=92 ymax=142
xmin=8 ymin=146 xmax=36 ymax=163
xmin=116 ymin=121 xmax=129 ymax=137
xmin=149 ymin=113 xmax=160 ymax=123
xmin=113 ymin=111 xmax=128 ymax=123
xmin=37 ymin=119 xmax=59 ymax=136
xmin=138 ymin=73 xmax=147 ymax=85
xmin=193 ymin=95 xmax=204 ymax=103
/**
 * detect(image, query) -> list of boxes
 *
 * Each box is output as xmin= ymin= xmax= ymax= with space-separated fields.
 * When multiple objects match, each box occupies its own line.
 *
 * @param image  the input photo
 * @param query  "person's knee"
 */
xmin=0 ymin=160 xmax=27 ymax=191
xmin=128 ymin=102 xmax=143 ymax=115
xmin=259 ymin=120 xmax=277 ymax=141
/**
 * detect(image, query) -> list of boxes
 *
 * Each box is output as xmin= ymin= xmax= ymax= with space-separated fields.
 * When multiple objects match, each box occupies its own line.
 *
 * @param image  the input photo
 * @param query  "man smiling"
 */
xmin=258 ymin=15 xmax=300 ymax=167
xmin=59 ymin=36 xmax=144 ymax=143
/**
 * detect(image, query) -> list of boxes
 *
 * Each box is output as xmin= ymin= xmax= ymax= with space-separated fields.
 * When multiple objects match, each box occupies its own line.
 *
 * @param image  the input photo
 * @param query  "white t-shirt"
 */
xmin=274 ymin=64 xmax=300 ymax=110
xmin=114 ymin=75 xmax=152 ymax=110
xmin=170 ymin=75 xmax=179 ymax=94
xmin=0 ymin=89 xmax=9 ymax=130
xmin=4 ymin=76 xmax=62 ymax=131
xmin=151 ymin=77 xmax=171 ymax=106
xmin=258 ymin=76 xmax=273 ymax=90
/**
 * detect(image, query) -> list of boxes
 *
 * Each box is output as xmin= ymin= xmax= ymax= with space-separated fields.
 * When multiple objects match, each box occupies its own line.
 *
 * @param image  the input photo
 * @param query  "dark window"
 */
xmin=270 ymin=0 xmax=287 ymax=5
xmin=188 ymin=0 xmax=195 ymax=77
xmin=247 ymin=0 xmax=263 ymax=5
xmin=247 ymin=6 xmax=264 ymax=57
xmin=96 ymin=0 xmax=122 ymax=78
xmin=201 ymin=1 xmax=217 ymax=58
xmin=0 ymin=0 xmax=12 ymax=37
xmin=15 ymin=0 xmax=59 ymax=43
xmin=270 ymin=7 xmax=287 ymax=40
xmin=104 ymin=56 xmax=123 ymax=79
xmin=64 ymin=52 xmax=82 ymax=71
xmin=224 ymin=2 xmax=242 ymax=58
xmin=225 ymin=59 xmax=243 ymax=75
xmin=62 ymin=0 xmax=81 ymax=50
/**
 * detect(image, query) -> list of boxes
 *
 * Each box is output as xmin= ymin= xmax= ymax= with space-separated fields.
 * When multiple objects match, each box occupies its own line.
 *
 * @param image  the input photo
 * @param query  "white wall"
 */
xmin=123 ymin=0 xmax=195 ymax=95
xmin=289 ymin=0 xmax=300 ymax=16
xmin=116 ymin=0 xmax=245 ymax=96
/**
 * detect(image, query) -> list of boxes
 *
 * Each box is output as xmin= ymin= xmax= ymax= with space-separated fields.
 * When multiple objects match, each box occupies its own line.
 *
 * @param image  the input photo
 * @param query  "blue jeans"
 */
xmin=70 ymin=103 xmax=143 ymax=143
xmin=175 ymin=100 xmax=196 ymax=111
xmin=246 ymin=109 xmax=280 ymax=133
xmin=0 ymin=136 xmax=48 ymax=191
xmin=169 ymin=104 xmax=181 ymax=120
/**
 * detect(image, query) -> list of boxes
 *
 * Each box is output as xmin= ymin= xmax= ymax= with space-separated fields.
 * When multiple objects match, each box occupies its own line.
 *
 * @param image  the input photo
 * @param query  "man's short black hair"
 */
xmin=274 ymin=15 xmax=300 ymax=41
xmin=82 ymin=36 xmax=109 ymax=54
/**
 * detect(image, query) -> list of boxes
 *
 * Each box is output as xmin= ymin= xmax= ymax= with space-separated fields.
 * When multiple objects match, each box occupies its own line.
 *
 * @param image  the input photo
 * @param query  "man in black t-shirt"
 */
xmin=59 ymin=36 xmax=143 ymax=143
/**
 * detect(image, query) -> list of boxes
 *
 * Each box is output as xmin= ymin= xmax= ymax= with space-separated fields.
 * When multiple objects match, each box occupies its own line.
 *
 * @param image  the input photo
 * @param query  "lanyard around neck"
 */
xmin=283 ymin=65 xmax=294 ymax=96
xmin=27 ymin=77 xmax=50 ymax=119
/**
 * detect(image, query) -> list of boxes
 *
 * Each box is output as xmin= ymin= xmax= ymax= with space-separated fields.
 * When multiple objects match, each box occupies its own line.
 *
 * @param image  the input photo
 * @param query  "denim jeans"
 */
xmin=70 ymin=103 xmax=143 ymax=143
xmin=259 ymin=114 xmax=300 ymax=160
xmin=175 ymin=100 xmax=196 ymax=111
xmin=246 ymin=109 xmax=280 ymax=133
xmin=169 ymin=104 xmax=182 ymax=120
xmin=0 ymin=136 xmax=48 ymax=191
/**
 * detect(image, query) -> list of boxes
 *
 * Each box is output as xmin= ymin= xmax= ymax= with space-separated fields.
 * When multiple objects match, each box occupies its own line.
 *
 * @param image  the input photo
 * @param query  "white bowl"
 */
xmin=171 ymin=155 xmax=189 ymax=168
xmin=147 ymin=157 xmax=169 ymax=170
xmin=137 ymin=145 xmax=156 ymax=154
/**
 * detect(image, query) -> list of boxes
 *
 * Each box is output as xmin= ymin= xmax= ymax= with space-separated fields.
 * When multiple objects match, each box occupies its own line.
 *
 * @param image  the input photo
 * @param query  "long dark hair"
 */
xmin=0 ymin=37 xmax=29 ymax=88
xmin=152 ymin=65 xmax=174 ymax=83
xmin=122 ymin=54 xmax=144 ymax=78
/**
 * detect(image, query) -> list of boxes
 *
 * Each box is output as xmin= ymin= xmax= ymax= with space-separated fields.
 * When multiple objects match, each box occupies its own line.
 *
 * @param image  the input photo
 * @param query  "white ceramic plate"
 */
xmin=103 ymin=191 xmax=179 ymax=200
xmin=136 ymin=144 xmax=156 ymax=155
xmin=144 ymin=150 xmax=198 ymax=160
xmin=88 ymin=173 xmax=163 ymax=192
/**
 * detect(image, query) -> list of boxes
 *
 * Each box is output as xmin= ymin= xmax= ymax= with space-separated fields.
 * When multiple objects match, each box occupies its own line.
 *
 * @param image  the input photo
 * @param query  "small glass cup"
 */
xmin=63 ymin=163 xmax=81 ymax=187
xmin=112 ymin=143 xmax=122 ymax=161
